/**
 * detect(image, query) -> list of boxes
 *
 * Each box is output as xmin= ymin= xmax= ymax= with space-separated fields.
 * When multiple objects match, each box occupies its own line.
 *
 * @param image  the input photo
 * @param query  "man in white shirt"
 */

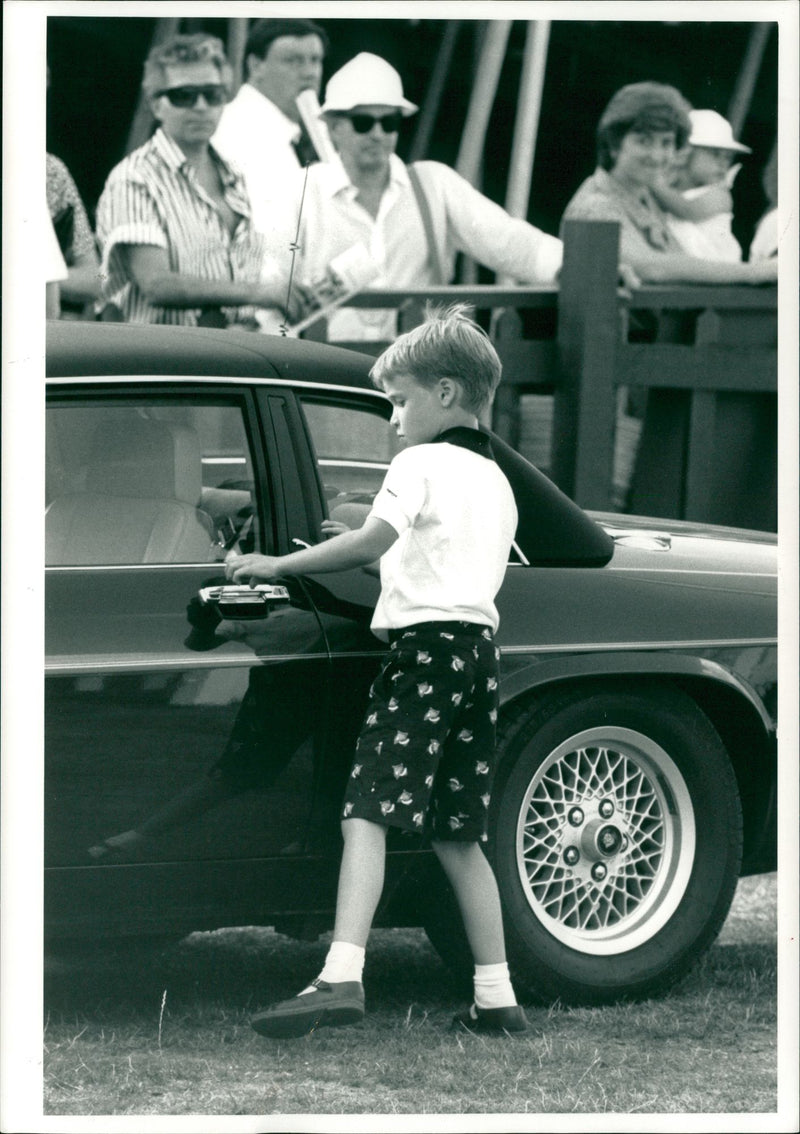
xmin=281 ymin=53 xmax=564 ymax=343
xmin=212 ymin=17 xmax=329 ymax=243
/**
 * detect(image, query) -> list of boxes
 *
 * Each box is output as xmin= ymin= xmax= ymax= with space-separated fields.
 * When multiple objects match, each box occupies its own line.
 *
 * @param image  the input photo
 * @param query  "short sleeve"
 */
xmin=368 ymin=449 xmax=427 ymax=537
xmin=96 ymin=170 xmax=169 ymax=271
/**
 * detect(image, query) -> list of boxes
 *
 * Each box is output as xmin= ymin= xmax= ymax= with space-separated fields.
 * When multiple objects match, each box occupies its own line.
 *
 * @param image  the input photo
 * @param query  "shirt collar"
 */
xmin=237 ymin=83 xmax=301 ymax=142
xmin=433 ymin=426 xmax=495 ymax=459
xmin=149 ymin=127 xmax=239 ymax=186
xmin=324 ymin=152 xmax=410 ymax=203
xmin=591 ymin=167 xmax=674 ymax=250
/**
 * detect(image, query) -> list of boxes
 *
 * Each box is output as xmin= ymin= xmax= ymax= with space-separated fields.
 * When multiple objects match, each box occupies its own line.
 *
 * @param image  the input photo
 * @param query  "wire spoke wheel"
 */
xmin=488 ymin=684 xmax=743 ymax=1004
xmin=517 ymin=726 xmax=695 ymax=954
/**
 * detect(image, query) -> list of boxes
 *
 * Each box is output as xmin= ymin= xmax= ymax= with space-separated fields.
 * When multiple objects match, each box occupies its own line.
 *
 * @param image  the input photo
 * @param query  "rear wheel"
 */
xmin=489 ymin=682 xmax=742 ymax=1004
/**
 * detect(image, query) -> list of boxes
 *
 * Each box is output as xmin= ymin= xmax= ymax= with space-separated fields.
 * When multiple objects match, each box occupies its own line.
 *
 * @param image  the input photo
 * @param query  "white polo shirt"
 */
xmin=368 ymin=432 xmax=518 ymax=639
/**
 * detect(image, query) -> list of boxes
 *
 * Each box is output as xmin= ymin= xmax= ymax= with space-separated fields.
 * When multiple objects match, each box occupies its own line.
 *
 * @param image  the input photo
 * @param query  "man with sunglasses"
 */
xmin=96 ymin=34 xmax=303 ymax=328
xmin=213 ymin=17 xmax=331 ymax=241
xmin=278 ymin=52 xmax=563 ymax=343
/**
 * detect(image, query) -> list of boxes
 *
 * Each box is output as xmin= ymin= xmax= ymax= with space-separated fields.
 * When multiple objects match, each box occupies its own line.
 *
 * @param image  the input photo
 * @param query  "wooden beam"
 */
xmin=727 ymin=23 xmax=773 ymax=136
xmin=553 ymin=220 xmax=621 ymax=508
xmin=124 ymin=17 xmax=181 ymax=155
xmin=455 ymin=21 xmax=512 ymax=186
xmin=409 ymin=21 xmax=462 ymax=162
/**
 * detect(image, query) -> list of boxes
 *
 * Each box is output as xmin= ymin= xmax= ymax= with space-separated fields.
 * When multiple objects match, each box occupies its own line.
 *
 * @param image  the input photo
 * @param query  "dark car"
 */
xmin=44 ymin=320 xmax=777 ymax=1006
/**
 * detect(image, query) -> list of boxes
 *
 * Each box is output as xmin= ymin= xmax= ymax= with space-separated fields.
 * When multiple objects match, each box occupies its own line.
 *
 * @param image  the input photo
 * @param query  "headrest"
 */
xmin=85 ymin=417 xmax=202 ymax=505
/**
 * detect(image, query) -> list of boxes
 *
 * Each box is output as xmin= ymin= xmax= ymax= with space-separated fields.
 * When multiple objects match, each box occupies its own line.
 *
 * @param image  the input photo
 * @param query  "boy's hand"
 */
xmin=224 ymin=551 xmax=282 ymax=584
xmin=320 ymin=519 xmax=351 ymax=538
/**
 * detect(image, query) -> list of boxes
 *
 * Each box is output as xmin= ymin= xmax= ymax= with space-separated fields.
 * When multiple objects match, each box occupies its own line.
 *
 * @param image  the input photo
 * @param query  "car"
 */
xmin=44 ymin=319 xmax=777 ymax=1006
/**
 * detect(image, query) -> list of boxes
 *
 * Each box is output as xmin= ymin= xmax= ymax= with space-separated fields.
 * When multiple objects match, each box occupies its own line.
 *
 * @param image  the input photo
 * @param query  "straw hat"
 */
xmin=320 ymin=53 xmax=418 ymax=116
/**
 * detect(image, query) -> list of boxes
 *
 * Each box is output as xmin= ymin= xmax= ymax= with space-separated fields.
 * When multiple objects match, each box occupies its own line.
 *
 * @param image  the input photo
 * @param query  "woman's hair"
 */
xmin=370 ymin=304 xmax=502 ymax=414
xmin=596 ymin=82 xmax=692 ymax=170
xmin=142 ymin=34 xmax=233 ymax=100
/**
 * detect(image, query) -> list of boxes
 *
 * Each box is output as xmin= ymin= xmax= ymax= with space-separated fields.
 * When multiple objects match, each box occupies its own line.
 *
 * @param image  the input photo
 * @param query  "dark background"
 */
xmin=46 ymin=16 xmax=778 ymax=256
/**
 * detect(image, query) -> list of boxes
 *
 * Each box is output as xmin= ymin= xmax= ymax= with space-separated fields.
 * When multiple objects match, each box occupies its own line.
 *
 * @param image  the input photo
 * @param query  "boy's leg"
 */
xmin=431 ymin=839 xmax=506 ymax=964
xmin=250 ymin=818 xmax=386 ymax=1038
xmin=433 ymin=839 xmax=528 ymax=1034
xmin=330 ymin=818 xmax=387 ymax=949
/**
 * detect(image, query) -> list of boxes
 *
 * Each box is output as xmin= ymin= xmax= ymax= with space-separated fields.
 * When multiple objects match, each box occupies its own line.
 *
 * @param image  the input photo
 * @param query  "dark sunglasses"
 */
xmin=155 ymin=85 xmax=227 ymax=108
xmin=346 ymin=111 xmax=403 ymax=134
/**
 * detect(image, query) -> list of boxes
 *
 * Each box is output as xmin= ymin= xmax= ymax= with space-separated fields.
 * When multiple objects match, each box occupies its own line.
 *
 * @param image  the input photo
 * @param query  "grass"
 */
xmin=42 ymin=874 xmax=778 ymax=1117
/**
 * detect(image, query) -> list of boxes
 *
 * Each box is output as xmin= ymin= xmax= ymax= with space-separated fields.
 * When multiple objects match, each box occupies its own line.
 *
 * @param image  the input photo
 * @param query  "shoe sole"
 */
xmin=251 ymin=1003 xmax=364 ymax=1039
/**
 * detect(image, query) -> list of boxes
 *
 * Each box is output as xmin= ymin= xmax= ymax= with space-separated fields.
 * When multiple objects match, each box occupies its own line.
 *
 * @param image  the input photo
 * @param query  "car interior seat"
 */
xmin=46 ymin=416 xmax=216 ymax=565
xmin=328 ymin=501 xmax=372 ymax=530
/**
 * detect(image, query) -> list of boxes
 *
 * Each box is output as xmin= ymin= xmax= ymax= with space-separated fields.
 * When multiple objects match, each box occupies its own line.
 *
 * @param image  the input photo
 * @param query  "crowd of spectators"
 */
xmin=46 ymin=22 xmax=778 ymax=332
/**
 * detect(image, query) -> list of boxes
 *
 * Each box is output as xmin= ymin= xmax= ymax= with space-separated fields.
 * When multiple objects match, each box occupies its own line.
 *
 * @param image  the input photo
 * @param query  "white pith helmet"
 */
xmin=320 ymin=53 xmax=418 ymax=116
xmin=688 ymin=109 xmax=751 ymax=153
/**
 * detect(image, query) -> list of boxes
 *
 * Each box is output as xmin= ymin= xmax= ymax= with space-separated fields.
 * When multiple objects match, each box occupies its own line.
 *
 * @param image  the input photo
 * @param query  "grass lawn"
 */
xmin=41 ymin=874 xmax=779 ymax=1120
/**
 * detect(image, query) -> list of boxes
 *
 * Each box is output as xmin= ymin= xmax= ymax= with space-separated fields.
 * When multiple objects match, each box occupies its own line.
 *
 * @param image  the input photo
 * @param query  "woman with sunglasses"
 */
xmin=96 ymin=34 xmax=306 ymax=329
xmin=276 ymin=53 xmax=563 ymax=345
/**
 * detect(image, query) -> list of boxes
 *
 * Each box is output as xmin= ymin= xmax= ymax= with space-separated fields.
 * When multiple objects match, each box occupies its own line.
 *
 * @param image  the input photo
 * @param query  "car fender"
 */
xmin=498 ymin=647 xmax=776 ymax=737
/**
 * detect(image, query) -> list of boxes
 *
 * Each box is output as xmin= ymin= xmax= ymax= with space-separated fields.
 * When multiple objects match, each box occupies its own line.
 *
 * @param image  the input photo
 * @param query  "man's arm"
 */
xmin=424 ymin=162 xmax=563 ymax=283
xmin=225 ymin=516 xmax=398 ymax=584
xmin=121 ymin=245 xmax=294 ymax=312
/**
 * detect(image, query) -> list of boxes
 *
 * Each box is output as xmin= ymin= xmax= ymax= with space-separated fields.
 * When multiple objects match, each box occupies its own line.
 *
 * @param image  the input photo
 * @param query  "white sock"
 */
xmin=299 ymin=940 xmax=365 ymax=994
xmin=473 ymin=961 xmax=517 ymax=1010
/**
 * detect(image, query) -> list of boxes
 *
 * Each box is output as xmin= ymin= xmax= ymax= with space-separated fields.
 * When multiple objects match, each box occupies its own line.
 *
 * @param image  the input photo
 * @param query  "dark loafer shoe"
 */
xmin=452 ymin=1003 xmax=528 ymax=1034
xmin=251 ymin=980 xmax=365 ymax=1039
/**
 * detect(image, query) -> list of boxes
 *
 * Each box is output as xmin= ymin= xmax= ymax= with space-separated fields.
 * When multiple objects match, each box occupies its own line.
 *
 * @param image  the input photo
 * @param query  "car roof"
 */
xmin=46 ymin=320 xmax=377 ymax=390
xmin=45 ymin=321 xmax=615 ymax=568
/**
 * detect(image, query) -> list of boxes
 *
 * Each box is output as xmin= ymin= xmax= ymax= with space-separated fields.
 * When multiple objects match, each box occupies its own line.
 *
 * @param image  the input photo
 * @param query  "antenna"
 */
xmin=279 ymin=163 xmax=311 ymax=337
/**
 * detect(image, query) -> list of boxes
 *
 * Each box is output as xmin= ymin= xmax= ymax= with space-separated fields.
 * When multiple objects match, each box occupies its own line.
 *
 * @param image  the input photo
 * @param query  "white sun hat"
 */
xmin=688 ymin=109 xmax=751 ymax=153
xmin=320 ymin=53 xmax=418 ymax=116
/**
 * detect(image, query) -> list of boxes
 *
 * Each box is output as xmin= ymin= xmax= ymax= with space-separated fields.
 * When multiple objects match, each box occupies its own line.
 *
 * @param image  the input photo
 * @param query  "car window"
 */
xmin=46 ymin=398 xmax=262 ymax=566
xmin=300 ymin=397 xmax=401 ymax=529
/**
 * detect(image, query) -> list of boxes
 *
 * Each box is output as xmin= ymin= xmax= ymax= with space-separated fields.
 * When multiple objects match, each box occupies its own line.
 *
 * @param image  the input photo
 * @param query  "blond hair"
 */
xmin=370 ymin=305 xmax=502 ymax=414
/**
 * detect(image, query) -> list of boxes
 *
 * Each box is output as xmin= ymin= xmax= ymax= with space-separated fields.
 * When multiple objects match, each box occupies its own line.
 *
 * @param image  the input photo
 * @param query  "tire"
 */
xmin=488 ymin=681 xmax=743 ymax=1006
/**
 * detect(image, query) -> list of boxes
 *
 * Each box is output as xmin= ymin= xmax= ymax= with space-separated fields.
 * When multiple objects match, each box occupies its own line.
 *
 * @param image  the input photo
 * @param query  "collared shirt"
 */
xmin=46 ymin=153 xmax=96 ymax=265
xmin=95 ymin=128 xmax=268 ymax=326
xmin=277 ymin=154 xmax=563 ymax=342
xmin=368 ymin=434 xmax=518 ymax=638
xmin=561 ymin=167 xmax=686 ymax=263
xmin=213 ymin=83 xmax=320 ymax=250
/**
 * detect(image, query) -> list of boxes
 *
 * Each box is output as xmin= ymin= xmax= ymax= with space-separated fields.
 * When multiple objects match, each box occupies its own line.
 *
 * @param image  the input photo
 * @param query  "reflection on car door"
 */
xmin=44 ymin=387 xmax=332 ymax=937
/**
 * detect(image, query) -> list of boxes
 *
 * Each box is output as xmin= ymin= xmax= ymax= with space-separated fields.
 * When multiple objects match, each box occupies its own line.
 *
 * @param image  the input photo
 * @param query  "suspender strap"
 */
xmin=407 ymin=163 xmax=447 ymax=286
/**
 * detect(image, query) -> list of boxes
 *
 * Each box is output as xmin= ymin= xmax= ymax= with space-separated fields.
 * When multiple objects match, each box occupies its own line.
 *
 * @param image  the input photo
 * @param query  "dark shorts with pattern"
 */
xmin=342 ymin=621 xmax=501 ymax=842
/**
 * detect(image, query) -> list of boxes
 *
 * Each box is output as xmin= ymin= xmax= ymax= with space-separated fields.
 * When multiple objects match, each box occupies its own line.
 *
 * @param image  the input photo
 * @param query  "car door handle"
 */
xmin=199 ymin=584 xmax=291 ymax=620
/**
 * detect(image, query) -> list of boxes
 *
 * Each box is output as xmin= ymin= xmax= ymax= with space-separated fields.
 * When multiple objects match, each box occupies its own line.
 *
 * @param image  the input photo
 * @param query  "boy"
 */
xmin=225 ymin=305 xmax=527 ymax=1036
xmin=651 ymin=108 xmax=751 ymax=262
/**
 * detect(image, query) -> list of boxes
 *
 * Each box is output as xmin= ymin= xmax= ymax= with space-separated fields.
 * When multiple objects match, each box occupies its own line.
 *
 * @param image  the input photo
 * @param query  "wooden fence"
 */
xmin=303 ymin=220 xmax=778 ymax=531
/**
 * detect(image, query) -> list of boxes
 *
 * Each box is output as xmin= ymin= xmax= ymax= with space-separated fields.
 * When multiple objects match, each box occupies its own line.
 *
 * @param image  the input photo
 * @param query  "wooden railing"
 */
xmin=303 ymin=220 xmax=778 ymax=530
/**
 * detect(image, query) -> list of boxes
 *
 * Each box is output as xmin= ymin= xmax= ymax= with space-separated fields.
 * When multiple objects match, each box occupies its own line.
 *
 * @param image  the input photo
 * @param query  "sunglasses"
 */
xmin=346 ymin=112 xmax=403 ymax=135
xmin=155 ymin=85 xmax=227 ymax=108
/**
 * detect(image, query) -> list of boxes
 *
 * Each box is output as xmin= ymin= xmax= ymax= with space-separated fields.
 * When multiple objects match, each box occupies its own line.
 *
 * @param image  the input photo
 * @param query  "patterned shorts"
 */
xmin=342 ymin=621 xmax=501 ymax=842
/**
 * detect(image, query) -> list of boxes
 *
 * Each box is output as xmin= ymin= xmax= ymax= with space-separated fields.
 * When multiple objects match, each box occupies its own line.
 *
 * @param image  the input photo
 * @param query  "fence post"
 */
xmin=552 ymin=220 xmax=620 ymax=508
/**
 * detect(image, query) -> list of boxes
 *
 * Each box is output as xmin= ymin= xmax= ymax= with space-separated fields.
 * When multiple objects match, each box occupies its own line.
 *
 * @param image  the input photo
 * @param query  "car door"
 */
xmin=45 ymin=382 xmax=333 ymax=938
xmin=283 ymin=392 xmax=421 ymax=862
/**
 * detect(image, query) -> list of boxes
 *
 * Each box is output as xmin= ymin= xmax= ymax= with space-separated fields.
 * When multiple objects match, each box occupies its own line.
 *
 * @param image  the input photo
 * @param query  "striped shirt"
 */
xmin=96 ymin=129 xmax=269 ymax=326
